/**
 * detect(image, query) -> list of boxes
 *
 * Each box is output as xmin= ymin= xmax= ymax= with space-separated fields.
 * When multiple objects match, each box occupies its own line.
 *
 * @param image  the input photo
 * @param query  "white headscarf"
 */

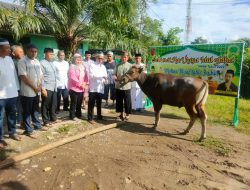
xmin=72 ymin=53 xmax=84 ymax=80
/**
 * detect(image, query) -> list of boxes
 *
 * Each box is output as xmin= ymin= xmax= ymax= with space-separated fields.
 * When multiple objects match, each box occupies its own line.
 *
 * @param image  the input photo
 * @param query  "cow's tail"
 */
xmin=195 ymin=81 xmax=209 ymax=107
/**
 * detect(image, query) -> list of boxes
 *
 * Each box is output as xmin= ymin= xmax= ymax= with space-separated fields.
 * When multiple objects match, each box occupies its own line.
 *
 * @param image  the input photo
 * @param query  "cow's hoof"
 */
xmin=198 ymin=137 xmax=206 ymax=142
xmin=152 ymin=125 xmax=157 ymax=129
xmin=179 ymin=130 xmax=189 ymax=135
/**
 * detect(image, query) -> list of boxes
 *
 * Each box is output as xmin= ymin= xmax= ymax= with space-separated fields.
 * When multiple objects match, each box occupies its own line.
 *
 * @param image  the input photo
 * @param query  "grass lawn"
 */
xmin=161 ymin=94 xmax=250 ymax=135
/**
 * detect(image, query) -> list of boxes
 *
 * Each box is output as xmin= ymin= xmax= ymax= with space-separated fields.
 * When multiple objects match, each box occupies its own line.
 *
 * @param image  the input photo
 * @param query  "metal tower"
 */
xmin=185 ymin=0 xmax=192 ymax=44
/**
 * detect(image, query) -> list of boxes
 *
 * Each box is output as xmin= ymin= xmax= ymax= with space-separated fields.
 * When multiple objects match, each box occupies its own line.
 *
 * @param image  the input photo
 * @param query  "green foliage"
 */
xmin=240 ymin=48 xmax=250 ymax=98
xmin=233 ymin=38 xmax=250 ymax=98
xmin=0 ymin=0 xmax=45 ymax=40
xmin=89 ymin=0 xmax=162 ymax=55
xmin=0 ymin=0 xmax=158 ymax=58
xmin=160 ymin=27 xmax=183 ymax=46
xmin=0 ymin=150 xmax=8 ymax=161
xmin=33 ymin=0 xmax=92 ymax=58
xmin=191 ymin=36 xmax=208 ymax=44
xmin=0 ymin=0 xmax=183 ymax=58
xmin=195 ymin=136 xmax=232 ymax=156
xmin=57 ymin=124 xmax=77 ymax=134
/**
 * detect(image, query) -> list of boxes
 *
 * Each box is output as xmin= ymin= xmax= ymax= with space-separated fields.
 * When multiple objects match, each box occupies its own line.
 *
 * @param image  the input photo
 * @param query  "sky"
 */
xmin=1 ymin=0 xmax=250 ymax=44
xmin=147 ymin=0 xmax=250 ymax=43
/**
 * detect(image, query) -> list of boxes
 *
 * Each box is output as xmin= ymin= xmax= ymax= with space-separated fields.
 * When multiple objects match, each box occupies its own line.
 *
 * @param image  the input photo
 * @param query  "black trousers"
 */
xmin=88 ymin=92 xmax=102 ymax=121
xmin=21 ymin=95 xmax=41 ymax=133
xmin=116 ymin=89 xmax=131 ymax=114
xmin=57 ymin=88 xmax=69 ymax=111
xmin=41 ymin=89 xmax=57 ymax=124
xmin=69 ymin=90 xmax=83 ymax=119
xmin=103 ymin=83 xmax=116 ymax=101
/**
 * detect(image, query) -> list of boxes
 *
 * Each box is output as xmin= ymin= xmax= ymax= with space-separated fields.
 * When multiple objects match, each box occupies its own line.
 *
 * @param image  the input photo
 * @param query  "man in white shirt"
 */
xmin=18 ymin=44 xmax=46 ymax=139
xmin=87 ymin=52 xmax=108 ymax=124
xmin=11 ymin=45 xmax=24 ymax=127
xmin=131 ymin=53 xmax=146 ymax=112
xmin=0 ymin=38 xmax=21 ymax=149
xmin=82 ymin=51 xmax=94 ymax=109
xmin=54 ymin=50 xmax=69 ymax=112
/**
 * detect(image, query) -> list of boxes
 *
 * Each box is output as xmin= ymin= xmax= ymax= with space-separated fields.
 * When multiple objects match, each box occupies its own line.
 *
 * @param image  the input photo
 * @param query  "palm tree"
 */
xmin=90 ymin=0 xmax=151 ymax=54
xmin=0 ymin=0 xmax=152 ymax=58
xmin=0 ymin=0 xmax=45 ymax=40
xmin=34 ymin=0 xmax=94 ymax=58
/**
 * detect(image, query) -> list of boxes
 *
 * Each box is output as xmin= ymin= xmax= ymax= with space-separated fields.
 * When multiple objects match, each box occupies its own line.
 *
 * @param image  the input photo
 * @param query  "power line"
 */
xmin=160 ymin=1 xmax=250 ymax=5
xmin=148 ymin=7 xmax=170 ymax=29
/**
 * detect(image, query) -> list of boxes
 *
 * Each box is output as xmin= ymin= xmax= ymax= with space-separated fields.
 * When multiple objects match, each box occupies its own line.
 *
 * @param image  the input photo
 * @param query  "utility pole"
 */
xmin=185 ymin=0 xmax=192 ymax=44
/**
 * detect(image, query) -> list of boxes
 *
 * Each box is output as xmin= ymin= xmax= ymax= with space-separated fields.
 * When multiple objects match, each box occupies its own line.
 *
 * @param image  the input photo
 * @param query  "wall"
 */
xmin=30 ymin=35 xmax=58 ymax=61
xmin=77 ymin=41 xmax=89 ymax=56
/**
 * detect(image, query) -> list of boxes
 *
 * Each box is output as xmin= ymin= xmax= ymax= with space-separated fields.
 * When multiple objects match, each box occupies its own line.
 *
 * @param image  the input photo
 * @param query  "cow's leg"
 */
xmin=153 ymin=103 xmax=162 ymax=128
xmin=180 ymin=105 xmax=197 ymax=135
xmin=196 ymin=104 xmax=207 ymax=141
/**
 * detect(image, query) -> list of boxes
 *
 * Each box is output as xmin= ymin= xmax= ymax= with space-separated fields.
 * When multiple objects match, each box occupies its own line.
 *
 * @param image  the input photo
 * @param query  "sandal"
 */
xmin=0 ymin=144 xmax=6 ymax=150
xmin=22 ymin=131 xmax=37 ymax=139
xmin=0 ymin=140 xmax=8 ymax=149
xmin=37 ymin=126 xmax=49 ymax=131
xmin=88 ymin=120 xmax=96 ymax=124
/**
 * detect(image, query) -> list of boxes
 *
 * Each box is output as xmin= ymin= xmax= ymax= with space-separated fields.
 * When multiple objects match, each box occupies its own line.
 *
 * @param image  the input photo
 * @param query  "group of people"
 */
xmin=0 ymin=37 xmax=146 ymax=149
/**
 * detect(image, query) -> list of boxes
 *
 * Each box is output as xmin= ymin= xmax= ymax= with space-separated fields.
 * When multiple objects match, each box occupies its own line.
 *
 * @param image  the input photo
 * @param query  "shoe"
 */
xmin=36 ymin=126 xmax=49 ymax=131
xmin=49 ymin=119 xmax=58 ymax=125
xmin=124 ymin=115 xmax=129 ymax=121
xmin=88 ymin=120 xmax=96 ymax=124
xmin=9 ymin=134 xmax=22 ymax=141
xmin=22 ymin=131 xmax=37 ymax=139
xmin=97 ymin=115 xmax=104 ymax=120
xmin=43 ymin=122 xmax=50 ymax=127
xmin=72 ymin=117 xmax=81 ymax=122
xmin=117 ymin=114 xmax=124 ymax=121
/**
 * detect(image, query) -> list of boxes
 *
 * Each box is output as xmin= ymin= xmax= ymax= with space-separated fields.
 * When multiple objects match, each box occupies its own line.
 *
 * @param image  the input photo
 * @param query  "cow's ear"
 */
xmin=138 ymin=66 xmax=144 ymax=73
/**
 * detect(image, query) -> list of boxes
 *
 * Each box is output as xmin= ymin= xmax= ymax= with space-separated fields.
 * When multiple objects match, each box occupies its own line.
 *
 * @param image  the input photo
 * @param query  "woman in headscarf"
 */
xmin=68 ymin=53 xmax=88 ymax=120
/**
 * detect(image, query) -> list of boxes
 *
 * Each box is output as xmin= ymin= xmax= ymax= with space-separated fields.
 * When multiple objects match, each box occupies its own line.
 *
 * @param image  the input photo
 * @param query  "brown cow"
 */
xmin=120 ymin=65 xmax=209 ymax=141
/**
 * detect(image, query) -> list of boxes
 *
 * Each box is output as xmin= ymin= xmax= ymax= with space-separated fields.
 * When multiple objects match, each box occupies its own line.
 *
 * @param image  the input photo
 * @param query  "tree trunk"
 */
xmin=56 ymin=36 xmax=83 ymax=61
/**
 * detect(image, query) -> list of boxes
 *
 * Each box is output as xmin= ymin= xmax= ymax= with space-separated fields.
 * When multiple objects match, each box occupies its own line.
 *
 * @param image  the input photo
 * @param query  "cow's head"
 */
xmin=120 ymin=65 xmax=144 ymax=86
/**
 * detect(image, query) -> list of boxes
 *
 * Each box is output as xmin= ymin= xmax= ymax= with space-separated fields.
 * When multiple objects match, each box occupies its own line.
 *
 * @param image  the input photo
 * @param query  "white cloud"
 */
xmin=148 ymin=0 xmax=250 ymax=43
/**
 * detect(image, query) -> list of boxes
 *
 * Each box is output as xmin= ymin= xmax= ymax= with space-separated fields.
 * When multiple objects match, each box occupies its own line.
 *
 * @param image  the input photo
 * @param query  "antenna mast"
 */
xmin=185 ymin=0 xmax=192 ymax=44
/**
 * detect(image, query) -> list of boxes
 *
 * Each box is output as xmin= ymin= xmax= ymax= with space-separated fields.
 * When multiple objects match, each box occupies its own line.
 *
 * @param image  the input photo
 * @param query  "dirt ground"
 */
xmin=0 ymin=108 xmax=249 ymax=190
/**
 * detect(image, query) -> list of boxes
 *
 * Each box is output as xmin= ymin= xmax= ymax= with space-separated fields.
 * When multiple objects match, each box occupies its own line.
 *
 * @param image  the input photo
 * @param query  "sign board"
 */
xmin=147 ymin=43 xmax=244 ymax=97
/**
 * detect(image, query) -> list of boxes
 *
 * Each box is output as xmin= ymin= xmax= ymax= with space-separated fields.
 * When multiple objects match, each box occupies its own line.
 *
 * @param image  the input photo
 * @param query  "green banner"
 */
xmin=147 ymin=43 xmax=244 ymax=97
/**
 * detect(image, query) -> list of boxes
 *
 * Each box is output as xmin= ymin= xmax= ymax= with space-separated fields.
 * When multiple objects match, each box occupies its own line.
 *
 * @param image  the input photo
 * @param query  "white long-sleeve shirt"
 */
xmin=0 ymin=56 xmax=19 ymax=99
xmin=54 ymin=60 xmax=69 ymax=89
xmin=89 ymin=62 xmax=107 ymax=94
